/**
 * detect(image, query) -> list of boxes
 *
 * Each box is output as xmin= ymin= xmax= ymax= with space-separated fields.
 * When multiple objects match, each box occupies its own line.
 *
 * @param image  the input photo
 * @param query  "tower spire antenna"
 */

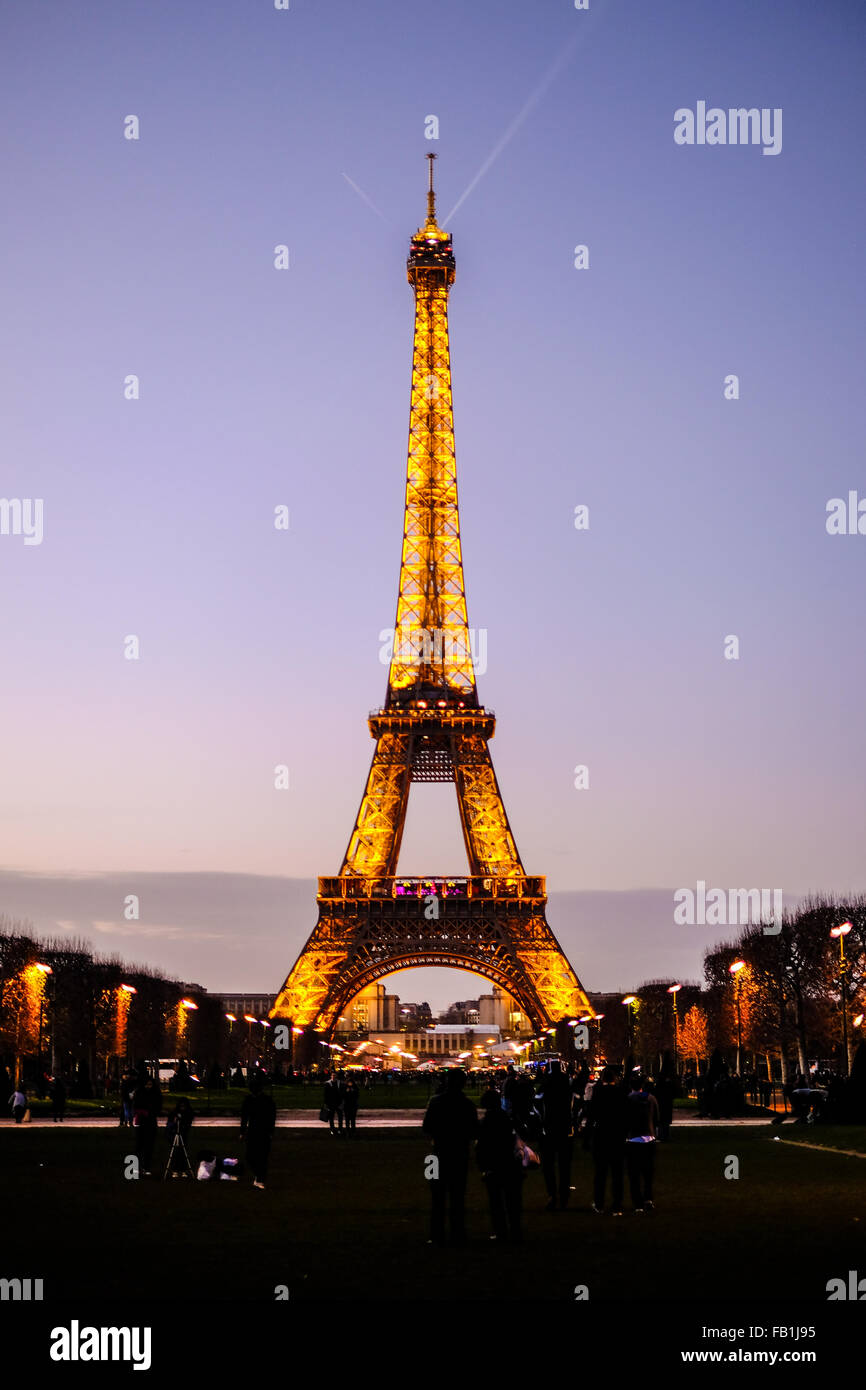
xmin=426 ymin=151 xmax=437 ymax=224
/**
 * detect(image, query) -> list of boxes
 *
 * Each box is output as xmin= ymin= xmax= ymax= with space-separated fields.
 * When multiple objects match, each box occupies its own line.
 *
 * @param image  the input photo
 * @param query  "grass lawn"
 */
xmin=24 ymin=1087 xmax=712 ymax=1118
xmin=25 ymin=1083 xmax=448 ymax=1117
xmin=3 ymin=1124 xmax=865 ymax=1303
xmin=772 ymin=1125 xmax=866 ymax=1156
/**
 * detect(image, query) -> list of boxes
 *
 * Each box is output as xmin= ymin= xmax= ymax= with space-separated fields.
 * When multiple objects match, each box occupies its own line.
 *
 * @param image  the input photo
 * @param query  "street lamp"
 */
xmin=622 ymin=996 xmax=637 ymax=1056
xmin=667 ymin=984 xmax=682 ymax=1075
xmin=117 ymin=984 xmax=137 ymax=1072
xmin=830 ymin=922 xmax=853 ymax=1076
xmin=35 ymin=964 xmax=52 ymax=1083
xmin=729 ymin=960 xmax=746 ymax=1076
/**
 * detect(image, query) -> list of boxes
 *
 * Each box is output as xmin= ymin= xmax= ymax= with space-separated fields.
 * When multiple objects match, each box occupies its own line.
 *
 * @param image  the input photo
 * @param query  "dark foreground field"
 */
xmin=3 ymin=1125 xmax=865 ymax=1304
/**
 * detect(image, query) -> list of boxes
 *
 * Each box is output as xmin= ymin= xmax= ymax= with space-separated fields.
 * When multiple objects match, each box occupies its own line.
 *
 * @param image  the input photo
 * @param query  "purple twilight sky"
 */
xmin=1 ymin=0 xmax=864 ymax=1008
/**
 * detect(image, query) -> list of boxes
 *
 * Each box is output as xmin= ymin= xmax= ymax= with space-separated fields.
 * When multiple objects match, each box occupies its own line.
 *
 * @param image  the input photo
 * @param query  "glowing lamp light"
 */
xmin=729 ymin=960 xmax=746 ymax=975
xmin=622 ymin=995 xmax=637 ymax=1005
xmin=667 ymin=983 xmax=682 ymax=994
xmin=225 ymin=1013 xmax=237 ymax=1022
xmin=181 ymin=998 xmax=198 ymax=1010
xmin=244 ymin=1014 xmax=257 ymax=1024
xmin=35 ymin=963 xmax=52 ymax=974
xmin=831 ymin=922 xmax=853 ymax=938
xmin=120 ymin=983 xmax=137 ymax=994
xmin=853 ymin=1014 xmax=864 ymax=1028
xmin=292 ymin=1027 xmax=304 ymax=1035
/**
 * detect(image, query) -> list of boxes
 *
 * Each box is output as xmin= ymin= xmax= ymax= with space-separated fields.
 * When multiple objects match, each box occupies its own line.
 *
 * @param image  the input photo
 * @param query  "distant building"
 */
xmin=397 ymin=1001 xmax=433 ymax=1028
xmin=338 ymin=983 xmax=400 ymax=1033
xmin=219 ymin=992 xmax=277 ymax=1020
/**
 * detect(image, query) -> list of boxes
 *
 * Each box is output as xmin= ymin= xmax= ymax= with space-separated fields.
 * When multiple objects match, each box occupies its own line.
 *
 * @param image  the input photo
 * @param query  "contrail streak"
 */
xmin=443 ymin=31 xmax=585 ymax=225
xmin=341 ymin=172 xmax=387 ymax=220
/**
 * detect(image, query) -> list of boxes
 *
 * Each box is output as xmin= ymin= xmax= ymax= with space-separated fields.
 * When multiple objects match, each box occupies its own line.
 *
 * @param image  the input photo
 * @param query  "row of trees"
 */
xmin=589 ymin=895 xmax=865 ymax=1082
xmin=0 ymin=916 xmax=246 ymax=1090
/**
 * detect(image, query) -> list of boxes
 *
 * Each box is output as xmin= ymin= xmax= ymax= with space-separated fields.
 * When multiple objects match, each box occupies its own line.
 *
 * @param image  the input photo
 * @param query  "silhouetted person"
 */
xmin=587 ymin=1066 xmax=628 ymax=1214
xmin=477 ymin=1087 xmax=524 ymax=1242
xmin=511 ymin=1070 xmax=536 ymax=1139
xmin=119 ymin=1071 xmax=136 ymax=1127
xmin=656 ymin=1053 xmax=676 ymax=1140
xmin=626 ymin=1074 xmax=660 ymax=1211
xmin=324 ymin=1072 xmax=345 ymax=1135
xmin=343 ymin=1077 xmax=359 ymax=1136
xmin=240 ymin=1077 xmax=277 ymax=1189
xmin=9 ymin=1086 xmax=26 ymax=1123
xmin=50 ymin=1076 xmax=67 ymax=1122
xmin=501 ymin=1065 xmax=519 ymax=1115
xmin=132 ymin=1076 xmax=162 ymax=1175
xmin=537 ymin=1060 xmax=574 ymax=1210
xmin=422 ymin=1069 xmax=479 ymax=1246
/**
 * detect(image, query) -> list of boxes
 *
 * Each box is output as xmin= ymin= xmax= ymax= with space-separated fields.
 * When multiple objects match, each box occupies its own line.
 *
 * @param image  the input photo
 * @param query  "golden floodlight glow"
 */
xmin=831 ymin=922 xmax=853 ymax=937
xmin=181 ymin=998 xmax=198 ymax=1010
xmin=35 ymin=963 xmax=52 ymax=974
xmin=622 ymin=995 xmax=637 ymax=1005
xmin=268 ymin=158 xmax=592 ymax=1038
xmin=729 ymin=960 xmax=746 ymax=974
xmin=667 ymin=983 xmax=682 ymax=993
xmin=244 ymin=1014 xmax=257 ymax=1024
xmin=120 ymin=983 xmax=137 ymax=994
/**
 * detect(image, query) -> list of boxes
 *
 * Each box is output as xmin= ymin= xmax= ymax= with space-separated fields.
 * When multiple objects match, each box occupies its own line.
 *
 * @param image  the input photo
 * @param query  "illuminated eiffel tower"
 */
xmin=272 ymin=157 xmax=590 ymax=1058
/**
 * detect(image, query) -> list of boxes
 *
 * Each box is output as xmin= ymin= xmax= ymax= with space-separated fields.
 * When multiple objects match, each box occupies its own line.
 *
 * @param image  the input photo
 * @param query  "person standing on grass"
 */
xmin=132 ymin=1075 xmax=162 ymax=1176
xmin=536 ymin=1060 xmax=574 ymax=1211
xmin=586 ymin=1066 xmax=628 ymax=1215
xmin=422 ymin=1069 xmax=479 ymax=1247
xmin=119 ymin=1071 xmax=136 ymax=1128
xmin=9 ymin=1086 xmax=26 ymax=1123
xmin=626 ymin=1073 xmax=660 ymax=1212
xmin=241 ymin=1076 xmax=277 ymax=1190
xmin=476 ymin=1087 xmax=524 ymax=1243
xmin=50 ymin=1075 xmax=67 ymax=1122
xmin=324 ymin=1071 xmax=345 ymax=1136
xmin=343 ymin=1077 xmax=359 ymax=1136
xmin=656 ymin=1053 xmax=676 ymax=1140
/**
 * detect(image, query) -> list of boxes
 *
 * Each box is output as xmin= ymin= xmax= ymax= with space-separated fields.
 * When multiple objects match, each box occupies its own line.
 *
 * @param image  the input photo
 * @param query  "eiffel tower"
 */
xmin=272 ymin=156 xmax=591 ymax=1060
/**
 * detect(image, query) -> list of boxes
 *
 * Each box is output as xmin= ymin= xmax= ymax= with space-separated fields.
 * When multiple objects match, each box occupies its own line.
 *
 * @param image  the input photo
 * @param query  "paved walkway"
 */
xmin=8 ymin=1112 xmax=779 ymax=1130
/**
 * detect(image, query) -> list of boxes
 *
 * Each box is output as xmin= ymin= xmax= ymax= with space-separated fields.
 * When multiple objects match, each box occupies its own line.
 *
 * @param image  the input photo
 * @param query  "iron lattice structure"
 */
xmin=272 ymin=158 xmax=591 ymax=1046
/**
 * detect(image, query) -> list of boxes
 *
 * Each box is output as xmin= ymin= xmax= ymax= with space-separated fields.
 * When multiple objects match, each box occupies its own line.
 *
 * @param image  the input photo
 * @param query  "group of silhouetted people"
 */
xmin=322 ymin=1073 xmax=360 ymax=1135
xmin=421 ymin=1062 xmax=667 ymax=1245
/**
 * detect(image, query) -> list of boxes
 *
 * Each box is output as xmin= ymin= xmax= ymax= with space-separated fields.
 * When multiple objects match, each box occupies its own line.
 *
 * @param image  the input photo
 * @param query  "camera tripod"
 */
xmin=163 ymin=1128 xmax=194 ymax=1180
